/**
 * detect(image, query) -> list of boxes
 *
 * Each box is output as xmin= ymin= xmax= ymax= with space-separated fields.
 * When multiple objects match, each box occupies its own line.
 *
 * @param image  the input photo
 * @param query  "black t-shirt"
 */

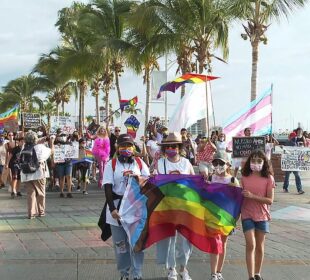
xmin=109 ymin=134 xmax=117 ymax=158
xmin=9 ymin=146 xmax=22 ymax=167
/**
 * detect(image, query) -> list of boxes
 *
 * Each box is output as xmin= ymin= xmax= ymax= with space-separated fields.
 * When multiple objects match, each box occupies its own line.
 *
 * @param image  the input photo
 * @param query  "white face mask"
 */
xmin=37 ymin=131 xmax=43 ymax=137
xmin=214 ymin=164 xmax=226 ymax=174
xmin=250 ymin=163 xmax=264 ymax=172
xmin=60 ymin=136 xmax=67 ymax=142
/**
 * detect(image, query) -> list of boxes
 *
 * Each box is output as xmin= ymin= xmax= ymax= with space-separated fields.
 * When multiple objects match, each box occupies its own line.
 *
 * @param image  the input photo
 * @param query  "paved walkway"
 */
xmin=0 ymin=176 xmax=310 ymax=279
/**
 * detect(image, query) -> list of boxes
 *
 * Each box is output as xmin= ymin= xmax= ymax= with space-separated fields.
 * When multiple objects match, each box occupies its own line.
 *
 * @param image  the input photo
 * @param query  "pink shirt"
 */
xmin=241 ymin=174 xmax=275 ymax=221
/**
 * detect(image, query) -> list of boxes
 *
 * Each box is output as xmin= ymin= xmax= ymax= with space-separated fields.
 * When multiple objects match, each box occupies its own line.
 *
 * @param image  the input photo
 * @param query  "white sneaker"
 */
xmin=209 ymin=273 xmax=218 ymax=280
xmin=217 ymin=272 xmax=224 ymax=280
xmin=167 ymin=268 xmax=178 ymax=280
xmin=180 ymin=268 xmax=192 ymax=280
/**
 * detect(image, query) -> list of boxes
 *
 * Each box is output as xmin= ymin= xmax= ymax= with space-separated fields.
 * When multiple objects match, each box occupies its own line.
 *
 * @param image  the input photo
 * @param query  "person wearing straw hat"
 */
xmin=155 ymin=132 xmax=194 ymax=280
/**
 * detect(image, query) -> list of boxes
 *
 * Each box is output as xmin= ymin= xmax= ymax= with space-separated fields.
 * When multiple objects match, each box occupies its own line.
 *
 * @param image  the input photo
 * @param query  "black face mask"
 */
xmin=163 ymin=134 xmax=168 ymax=139
xmin=118 ymin=155 xmax=134 ymax=163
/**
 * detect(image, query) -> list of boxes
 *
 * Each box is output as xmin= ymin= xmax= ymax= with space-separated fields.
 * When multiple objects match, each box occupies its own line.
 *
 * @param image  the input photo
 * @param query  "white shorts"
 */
xmin=198 ymin=161 xmax=213 ymax=173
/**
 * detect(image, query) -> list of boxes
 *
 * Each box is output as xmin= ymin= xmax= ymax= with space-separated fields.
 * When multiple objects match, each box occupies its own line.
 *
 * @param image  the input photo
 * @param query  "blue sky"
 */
xmin=1 ymin=0 xmax=310 ymax=132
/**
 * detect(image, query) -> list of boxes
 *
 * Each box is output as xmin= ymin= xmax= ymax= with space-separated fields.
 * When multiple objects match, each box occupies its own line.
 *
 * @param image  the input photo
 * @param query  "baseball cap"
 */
xmin=117 ymin=134 xmax=134 ymax=145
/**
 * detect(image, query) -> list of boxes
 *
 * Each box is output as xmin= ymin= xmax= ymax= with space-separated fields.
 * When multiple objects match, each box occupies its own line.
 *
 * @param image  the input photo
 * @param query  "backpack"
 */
xmin=111 ymin=157 xmax=143 ymax=172
xmin=20 ymin=144 xmax=40 ymax=174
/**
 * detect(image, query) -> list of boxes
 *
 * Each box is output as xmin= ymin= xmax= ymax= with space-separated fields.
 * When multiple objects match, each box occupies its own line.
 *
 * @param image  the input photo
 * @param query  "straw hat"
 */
xmin=158 ymin=132 xmax=183 ymax=146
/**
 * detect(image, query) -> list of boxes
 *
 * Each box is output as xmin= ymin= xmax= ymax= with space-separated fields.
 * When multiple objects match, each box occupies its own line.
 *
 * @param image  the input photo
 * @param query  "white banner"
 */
xmin=50 ymin=116 xmax=76 ymax=134
xmin=151 ymin=71 xmax=166 ymax=102
xmin=281 ymin=147 xmax=310 ymax=171
xmin=54 ymin=142 xmax=79 ymax=163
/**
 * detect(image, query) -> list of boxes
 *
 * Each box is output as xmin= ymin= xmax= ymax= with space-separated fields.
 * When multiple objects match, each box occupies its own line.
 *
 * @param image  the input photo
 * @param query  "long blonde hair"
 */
xmin=96 ymin=125 xmax=108 ymax=137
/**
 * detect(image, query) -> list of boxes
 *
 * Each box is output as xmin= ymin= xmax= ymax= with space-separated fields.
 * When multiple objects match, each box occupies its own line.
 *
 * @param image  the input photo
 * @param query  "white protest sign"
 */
xmin=281 ymin=147 xmax=310 ymax=171
xmin=50 ymin=116 xmax=76 ymax=134
xmin=54 ymin=142 xmax=79 ymax=163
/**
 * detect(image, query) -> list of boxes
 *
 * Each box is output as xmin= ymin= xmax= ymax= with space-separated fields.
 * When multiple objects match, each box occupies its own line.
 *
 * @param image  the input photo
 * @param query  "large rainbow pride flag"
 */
xmin=119 ymin=175 xmax=243 ymax=254
xmin=157 ymin=73 xmax=219 ymax=99
xmin=0 ymin=104 xmax=19 ymax=126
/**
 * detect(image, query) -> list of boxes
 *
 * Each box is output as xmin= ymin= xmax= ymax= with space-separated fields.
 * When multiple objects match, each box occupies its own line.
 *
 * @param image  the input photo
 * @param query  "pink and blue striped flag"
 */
xmin=223 ymin=87 xmax=272 ymax=147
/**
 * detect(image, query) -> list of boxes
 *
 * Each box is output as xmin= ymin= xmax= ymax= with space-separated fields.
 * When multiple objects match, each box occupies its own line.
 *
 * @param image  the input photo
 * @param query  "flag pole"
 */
xmin=271 ymin=83 xmax=274 ymax=134
xmin=209 ymin=80 xmax=216 ymax=128
xmin=205 ymin=77 xmax=210 ymax=138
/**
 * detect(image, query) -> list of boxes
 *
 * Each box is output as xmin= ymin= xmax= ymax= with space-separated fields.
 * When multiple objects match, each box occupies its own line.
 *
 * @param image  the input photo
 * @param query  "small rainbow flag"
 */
xmin=119 ymin=175 xmax=243 ymax=254
xmin=120 ymin=96 xmax=138 ymax=112
xmin=157 ymin=73 xmax=219 ymax=99
xmin=85 ymin=149 xmax=94 ymax=160
xmin=0 ymin=104 xmax=19 ymax=125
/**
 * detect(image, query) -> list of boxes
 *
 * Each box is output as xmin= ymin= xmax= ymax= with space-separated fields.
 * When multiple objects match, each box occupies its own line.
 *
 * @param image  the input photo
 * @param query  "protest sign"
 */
xmin=281 ymin=146 xmax=310 ymax=171
xmin=232 ymin=136 xmax=265 ymax=158
xmin=50 ymin=116 xmax=76 ymax=134
xmin=23 ymin=113 xmax=41 ymax=128
xmin=54 ymin=142 xmax=79 ymax=163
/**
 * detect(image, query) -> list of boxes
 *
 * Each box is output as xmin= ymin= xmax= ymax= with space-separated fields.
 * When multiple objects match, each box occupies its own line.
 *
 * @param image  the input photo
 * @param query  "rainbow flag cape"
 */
xmin=157 ymin=73 xmax=219 ymax=99
xmin=119 ymin=175 xmax=243 ymax=254
xmin=120 ymin=96 xmax=138 ymax=112
xmin=0 ymin=104 xmax=19 ymax=125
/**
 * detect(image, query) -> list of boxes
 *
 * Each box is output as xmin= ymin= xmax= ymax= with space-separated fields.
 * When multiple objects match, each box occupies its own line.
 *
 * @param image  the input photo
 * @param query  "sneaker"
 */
xmin=120 ymin=276 xmax=129 ymax=280
xmin=254 ymin=275 xmax=263 ymax=280
xmin=167 ymin=268 xmax=178 ymax=280
xmin=180 ymin=268 xmax=192 ymax=280
xmin=66 ymin=193 xmax=73 ymax=198
xmin=28 ymin=215 xmax=36 ymax=219
xmin=38 ymin=213 xmax=45 ymax=217
xmin=83 ymin=191 xmax=88 ymax=195
xmin=11 ymin=192 xmax=16 ymax=198
xmin=60 ymin=193 xmax=65 ymax=198
xmin=217 ymin=272 xmax=224 ymax=280
xmin=16 ymin=192 xmax=22 ymax=197
xmin=249 ymin=278 xmax=255 ymax=280
xmin=209 ymin=273 xmax=218 ymax=280
xmin=283 ymin=188 xmax=289 ymax=193
xmin=76 ymin=186 xmax=81 ymax=191
xmin=133 ymin=278 xmax=142 ymax=280
xmin=298 ymin=190 xmax=305 ymax=195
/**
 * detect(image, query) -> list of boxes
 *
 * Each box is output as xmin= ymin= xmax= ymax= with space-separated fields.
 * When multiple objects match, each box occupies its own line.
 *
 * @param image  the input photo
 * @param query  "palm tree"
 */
xmin=83 ymin=0 xmax=135 ymax=103
xmin=41 ymin=99 xmax=58 ymax=129
xmin=229 ymin=0 xmax=308 ymax=101
xmin=124 ymin=103 xmax=142 ymax=115
xmin=2 ymin=74 xmax=45 ymax=112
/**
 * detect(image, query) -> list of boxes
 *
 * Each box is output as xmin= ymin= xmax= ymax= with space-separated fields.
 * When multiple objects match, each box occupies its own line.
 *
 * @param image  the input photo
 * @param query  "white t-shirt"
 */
xmin=216 ymin=140 xmax=227 ymax=151
xmin=157 ymin=157 xmax=194 ymax=175
xmin=211 ymin=174 xmax=240 ymax=186
xmin=146 ymin=139 xmax=160 ymax=158
xmin=103 ymin=158 xmax=150 ymax=226
xmin=156 ymin=133 xmax=163 ymax=144
xmin=265 ymin=143 xmax=273 ymax=160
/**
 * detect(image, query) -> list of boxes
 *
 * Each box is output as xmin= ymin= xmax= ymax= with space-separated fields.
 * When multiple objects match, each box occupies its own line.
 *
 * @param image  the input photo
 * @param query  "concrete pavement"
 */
xmin=0 ymin=176 xmax=310 ymax=279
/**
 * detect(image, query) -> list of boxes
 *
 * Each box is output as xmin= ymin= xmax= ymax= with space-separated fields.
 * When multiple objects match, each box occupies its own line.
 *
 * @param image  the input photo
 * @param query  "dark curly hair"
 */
xmin=241 ymin=150 xmax=273 ymax=178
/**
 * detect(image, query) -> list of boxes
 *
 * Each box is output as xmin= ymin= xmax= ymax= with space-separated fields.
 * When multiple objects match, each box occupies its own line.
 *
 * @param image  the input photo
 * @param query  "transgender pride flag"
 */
xmin=223 ymin=87 xmax=272 ymax=146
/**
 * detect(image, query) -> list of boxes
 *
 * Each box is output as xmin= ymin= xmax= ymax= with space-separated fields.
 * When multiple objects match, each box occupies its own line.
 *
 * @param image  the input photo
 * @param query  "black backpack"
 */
xmin=20 ymin=144 xmax=40 ymax=174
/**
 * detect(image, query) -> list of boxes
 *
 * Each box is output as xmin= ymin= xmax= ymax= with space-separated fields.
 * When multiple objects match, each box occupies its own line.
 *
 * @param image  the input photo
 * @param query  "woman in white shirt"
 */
xmin=102 ymin=134 xmax=150 ymax=280
xmin=155 ymin=132 xmax=194 ymax=280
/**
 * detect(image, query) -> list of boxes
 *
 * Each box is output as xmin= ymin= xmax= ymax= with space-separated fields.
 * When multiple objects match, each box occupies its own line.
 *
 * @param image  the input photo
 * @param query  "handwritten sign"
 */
xmin=54 ymin=142 xmax=79 ymax=163
xmin=232 ymin=136 xmax=266 ymax=158
xmin=2 ymin=120 xmax=19 ymax=132
xmin=50 ymin=116 xmax=76 ymax=135
xmin=23 ymin=113 xmax=41 ymax=128
xmin=281 ymin=147 xmax=310 ymax=171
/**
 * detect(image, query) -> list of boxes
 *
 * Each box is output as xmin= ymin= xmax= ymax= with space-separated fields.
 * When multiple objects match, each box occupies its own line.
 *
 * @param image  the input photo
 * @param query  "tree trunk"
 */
xmin=144 ymin=68 xmax=151 ymax=133
xmin=78 ymin=83 xmax=83 ymax=134
xmin=81 ymin=83 xmax=85 ymax=133
xmin=61 ymin=101 xmax=65 ymax=115
xmin=95 ymin=91 xmax=99 ymax=124
xmin=115 ymin=71 xmax=122 ymax=103
xmin=251 ymin=41 xmax=259 ymax=101
xmin=56 ymin=103 xmax=60 ymax=117
xmin=105 ymin=90 xmax=110 ymax=128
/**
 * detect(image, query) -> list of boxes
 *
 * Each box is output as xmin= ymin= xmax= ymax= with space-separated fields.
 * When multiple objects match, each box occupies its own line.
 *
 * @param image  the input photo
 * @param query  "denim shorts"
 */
xmin=242 ymin=219 xmax=270 ymax=233
xmin=56 ymin=162 xmax=73 ymax=178
xmin=0 ymin=165 xmax=3 ymax=174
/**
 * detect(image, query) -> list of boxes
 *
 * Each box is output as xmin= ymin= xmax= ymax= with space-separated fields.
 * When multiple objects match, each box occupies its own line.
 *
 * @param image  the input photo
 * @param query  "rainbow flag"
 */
xmin=0 ymin=104 xmax=19 ymax=125
xmin=85 ymin=149 xmax=94 ymax=160
xmin=119 ymin=175 xmax=243 ymax=254
xmin=157 ymin=73 xmax=219 ymax=99
xmin=120 ymin=96 xmax=138 ymax=112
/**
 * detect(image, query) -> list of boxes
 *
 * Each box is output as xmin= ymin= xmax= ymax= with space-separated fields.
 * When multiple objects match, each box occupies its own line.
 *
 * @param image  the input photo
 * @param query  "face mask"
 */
xmin=165 ymin=148 xmax=178 ymax=157
xmin=250 ymin=163 xmax=264 ymax=172
xmin=60 ymin=136 xmax=67 ymax=142
xmin=219 ymin=137 xmax=224 ymax=142
xmin=37 ymin=131 xmax=43 ymax=137
xmin=214 ymin=165 xmax=226 ymax=174
xmin=119 ymin=147 xmax=134 ymax=157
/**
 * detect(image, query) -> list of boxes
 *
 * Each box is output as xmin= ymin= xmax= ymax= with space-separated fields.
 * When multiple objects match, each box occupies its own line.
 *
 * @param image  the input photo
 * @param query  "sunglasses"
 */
xmin=8 ymin=134 xmax=14 ymax=136
xmin=166 ymin=145 xmax=178 ymax=149
xmin=115 ymin=130 xmax=120 ymax=132
xmin=212 ymin=159 xmax=226 ymax=166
